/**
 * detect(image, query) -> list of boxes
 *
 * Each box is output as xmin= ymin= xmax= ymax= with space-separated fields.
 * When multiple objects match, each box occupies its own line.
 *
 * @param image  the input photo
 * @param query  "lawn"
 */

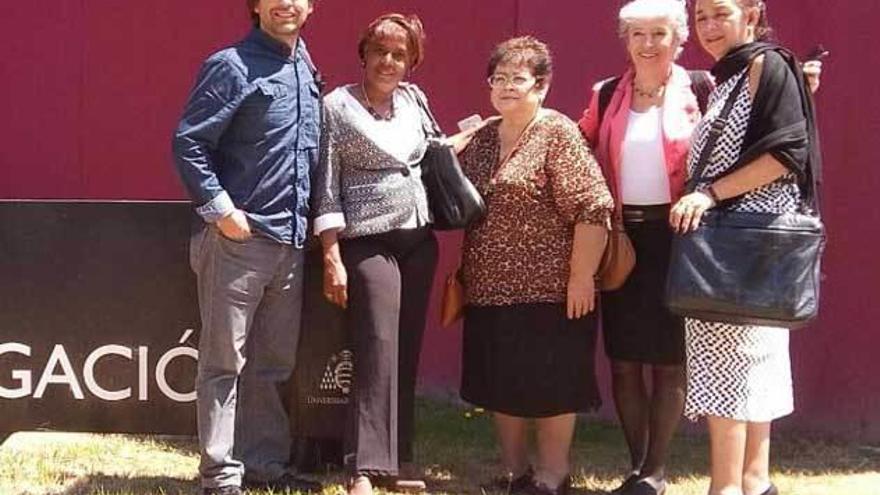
xmin=1 ymin=400 xmax=877 ymax=494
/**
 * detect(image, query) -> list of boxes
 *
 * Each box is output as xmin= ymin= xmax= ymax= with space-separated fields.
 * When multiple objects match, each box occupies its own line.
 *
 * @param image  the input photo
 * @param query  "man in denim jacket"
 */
xmin=172 ymin=1 xmax=321 ymax=494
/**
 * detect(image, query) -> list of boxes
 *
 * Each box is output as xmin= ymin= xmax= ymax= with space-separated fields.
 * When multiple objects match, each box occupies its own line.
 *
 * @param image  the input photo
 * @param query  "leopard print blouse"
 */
xmin=460 ymin=110 xmax=613 ymax=307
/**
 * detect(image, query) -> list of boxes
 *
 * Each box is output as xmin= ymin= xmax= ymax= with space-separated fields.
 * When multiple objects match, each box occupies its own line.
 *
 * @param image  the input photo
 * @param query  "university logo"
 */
xmin=319 ymin=350 xmax=353 ymax=396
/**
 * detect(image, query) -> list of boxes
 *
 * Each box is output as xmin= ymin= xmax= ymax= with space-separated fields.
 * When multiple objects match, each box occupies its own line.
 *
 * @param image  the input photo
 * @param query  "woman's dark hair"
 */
xmin=247 ymin=0 xmax=316 ymax=29
xmin=486 ymin=36 xmax=554 ymax=87
xmin=358 ymin=13 xmax=427 ymax=70
xmin=736 ymin=0 xmax=773 ymax=41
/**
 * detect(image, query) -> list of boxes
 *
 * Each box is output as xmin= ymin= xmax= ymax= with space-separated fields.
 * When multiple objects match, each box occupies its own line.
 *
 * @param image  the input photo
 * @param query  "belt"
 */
xmin=622 ymin=204 xmax=671 ymax=223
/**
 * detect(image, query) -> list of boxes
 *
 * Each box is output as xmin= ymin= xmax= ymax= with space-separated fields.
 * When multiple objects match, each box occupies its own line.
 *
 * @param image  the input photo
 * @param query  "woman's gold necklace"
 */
xmin=361 ymin=82 xmax=394 ymax=121
xmin=632 ymin=82 xmax=666 ymax=99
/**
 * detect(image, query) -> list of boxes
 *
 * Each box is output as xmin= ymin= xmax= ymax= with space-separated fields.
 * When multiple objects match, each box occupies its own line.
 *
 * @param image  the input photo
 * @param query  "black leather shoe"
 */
xmin=243 ymin=473 xmax=323 ymax=493
xmin=202 ymin=486 xmax=242 ymax=495
xmin=481 ymin=466 xmax=534 ymax=494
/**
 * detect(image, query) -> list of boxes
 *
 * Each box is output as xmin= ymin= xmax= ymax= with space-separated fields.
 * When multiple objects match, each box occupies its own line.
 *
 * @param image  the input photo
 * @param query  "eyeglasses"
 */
xmin=487 ymin=74 xmax=537 ymax=89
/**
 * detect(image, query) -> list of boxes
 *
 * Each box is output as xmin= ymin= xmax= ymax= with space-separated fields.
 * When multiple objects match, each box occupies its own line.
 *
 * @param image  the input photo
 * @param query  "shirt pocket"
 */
xmin=256 ymin=80 xmax=295 ymax=114
xmin=297 ymin=81 xmax=321 ymax=150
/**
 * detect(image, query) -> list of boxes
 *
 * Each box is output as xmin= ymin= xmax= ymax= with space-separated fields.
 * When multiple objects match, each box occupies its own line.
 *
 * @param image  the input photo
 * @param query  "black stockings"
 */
xmin=610 ymin=360 xmax=685 ymax=478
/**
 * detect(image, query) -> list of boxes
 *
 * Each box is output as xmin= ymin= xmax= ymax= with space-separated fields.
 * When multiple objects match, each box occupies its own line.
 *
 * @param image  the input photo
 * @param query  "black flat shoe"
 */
xmin=759 ymin=483 xmax=779 ymax=495
xmin=622 ymin=478 xmax=666 ymax=495
xmin=525 ymin=475 xmax=570 ymax=495
xmin=481 ymin=466 xmax=534 ymax=494
xmin=202 ymin=486 xmax=242 ymax=495
xmin=610 ymin=473 xmax=639 ymax=494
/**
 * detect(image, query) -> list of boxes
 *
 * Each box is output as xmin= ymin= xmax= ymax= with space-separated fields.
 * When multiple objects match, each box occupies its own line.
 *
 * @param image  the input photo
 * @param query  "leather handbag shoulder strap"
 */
xmin=597 ymin=76 xmax=622 ymax=128
xmin=686 ymin=72 xmax=749 ymax=193
xmin=403 ymin=84 xmax=443 ymax=138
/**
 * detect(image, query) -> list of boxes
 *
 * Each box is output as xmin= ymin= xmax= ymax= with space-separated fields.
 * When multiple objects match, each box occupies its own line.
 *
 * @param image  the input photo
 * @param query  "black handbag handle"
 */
xmin=685 ymin=72 xmax=749 ymax=194
xmin=403 ymin=84 xmax=444 ymax=139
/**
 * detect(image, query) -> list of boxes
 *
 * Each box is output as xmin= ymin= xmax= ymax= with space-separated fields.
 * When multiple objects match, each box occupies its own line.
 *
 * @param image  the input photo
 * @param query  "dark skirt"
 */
xmin=460 ymin=302 xmax=601 ymax=418
xmin=600 ymin=205 xmax=685 ymax=365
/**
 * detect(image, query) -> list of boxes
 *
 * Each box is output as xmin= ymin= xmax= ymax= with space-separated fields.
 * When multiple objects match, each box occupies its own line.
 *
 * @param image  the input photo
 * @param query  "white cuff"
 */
xmin=313 ymin=213 xmax=346 ymax=236
xmin=196 ymin=191 xmax=236 ymax=223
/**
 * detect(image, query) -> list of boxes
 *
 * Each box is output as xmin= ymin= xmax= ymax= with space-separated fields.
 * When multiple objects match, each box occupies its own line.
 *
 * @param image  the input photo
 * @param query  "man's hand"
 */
xmin=216 ymin=209 xmax=252 ymax=241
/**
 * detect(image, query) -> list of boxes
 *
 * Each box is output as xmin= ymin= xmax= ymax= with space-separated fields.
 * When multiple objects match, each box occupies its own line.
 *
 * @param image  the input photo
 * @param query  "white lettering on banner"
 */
xmin=155 ymin=329 xmax=198 ymax=402
xmin=34 ymin=345 xmax=85 ymax=399
xmin=138 ymin=346 xmax=149 ymax=401
xmin=0 ymin=343 xmax=32 ymax=399
xmin=83 ymin=345 xmax=133 ymax=401
xmin=0 ymin=329 xmax=199 ymax=403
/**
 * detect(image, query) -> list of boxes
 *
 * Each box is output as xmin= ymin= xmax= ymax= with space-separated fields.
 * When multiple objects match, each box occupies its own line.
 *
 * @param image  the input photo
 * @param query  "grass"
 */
xmin=1 ymin=399 xmax=878 ymax=494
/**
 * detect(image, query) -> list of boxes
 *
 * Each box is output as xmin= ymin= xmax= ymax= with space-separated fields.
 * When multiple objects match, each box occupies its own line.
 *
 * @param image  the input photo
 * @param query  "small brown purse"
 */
xmin=440 ymin=270 xmax=465 ymax=327
xmin=597 ymin=220 xmax=636 ymax=291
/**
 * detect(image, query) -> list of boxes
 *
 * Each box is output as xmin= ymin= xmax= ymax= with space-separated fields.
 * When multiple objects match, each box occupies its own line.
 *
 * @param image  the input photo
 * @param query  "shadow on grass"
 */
xmin=50 ymin=400 xmax=880 ymax=495
xmin=61 ymin=474 xmax=197 ymax=495
xmin=411 ymin=401 xmax=880 ymax=493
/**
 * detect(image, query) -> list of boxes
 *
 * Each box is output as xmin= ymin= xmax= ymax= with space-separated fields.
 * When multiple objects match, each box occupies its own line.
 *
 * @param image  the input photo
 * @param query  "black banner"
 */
xmin=0 ymin=201 xmax=199 ymax=434
xmin=0 ymin=201 xmax=349 ymax=446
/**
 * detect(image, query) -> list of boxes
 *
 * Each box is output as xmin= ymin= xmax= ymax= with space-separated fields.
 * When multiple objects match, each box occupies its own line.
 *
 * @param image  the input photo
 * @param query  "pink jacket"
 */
xmin=578 ymin=64 xmax=704 ymax=211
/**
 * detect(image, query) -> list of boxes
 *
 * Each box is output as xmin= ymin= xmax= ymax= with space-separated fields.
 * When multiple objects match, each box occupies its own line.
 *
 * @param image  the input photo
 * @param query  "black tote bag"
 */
xmin=665 ymin=73 xmax=826 ymax=329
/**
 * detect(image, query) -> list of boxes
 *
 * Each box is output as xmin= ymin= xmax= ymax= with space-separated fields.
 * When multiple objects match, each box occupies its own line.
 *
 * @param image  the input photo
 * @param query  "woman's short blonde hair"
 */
xmin=618 ymin=0 xmax=689 ymax=45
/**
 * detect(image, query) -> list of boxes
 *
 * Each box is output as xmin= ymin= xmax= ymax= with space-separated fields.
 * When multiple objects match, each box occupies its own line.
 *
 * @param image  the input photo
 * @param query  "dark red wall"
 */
xmin=1 ymin=1 xmax=877 ymax=439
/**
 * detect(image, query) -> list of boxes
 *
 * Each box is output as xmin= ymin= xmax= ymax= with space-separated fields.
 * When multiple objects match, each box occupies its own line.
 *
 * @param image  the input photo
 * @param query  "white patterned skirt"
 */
xmin=684 ymin=318 xmax=794 ymax=422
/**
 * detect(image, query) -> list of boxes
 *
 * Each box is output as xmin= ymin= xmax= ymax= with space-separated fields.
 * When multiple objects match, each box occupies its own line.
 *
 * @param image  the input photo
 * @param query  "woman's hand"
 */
xmin=567 ymin=223 xmax=605 ymax=320
xmin=567 ymin=271 xmax=596 ymax=320
xmin=446 ymin=116 xmax=499 ymax=154
xmin=803 ymin=60 xmax=822 ymax=94
xmin=323 ymin=256 xmax=348 ymax=309
xmin=319 ymin=229 xmax=348 ymax=308
xmin=669 ymin=191 xmax=715 ymax=234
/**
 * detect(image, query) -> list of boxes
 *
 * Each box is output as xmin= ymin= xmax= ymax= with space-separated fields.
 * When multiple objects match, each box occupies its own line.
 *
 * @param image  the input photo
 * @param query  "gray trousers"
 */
xmin=190 ymin=225 xmax=304 ymax=489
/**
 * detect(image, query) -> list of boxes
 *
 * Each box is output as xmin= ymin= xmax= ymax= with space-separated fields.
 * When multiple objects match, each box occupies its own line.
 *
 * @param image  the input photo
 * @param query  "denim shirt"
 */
xmin=173 ymin=28 xmax=321 ymax=246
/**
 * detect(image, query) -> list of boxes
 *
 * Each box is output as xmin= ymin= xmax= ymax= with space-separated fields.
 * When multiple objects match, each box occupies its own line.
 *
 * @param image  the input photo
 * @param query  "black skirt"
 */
xmin=460 ymin=302 xmax=601 ymax=418
xmin=600 ymin=205 xmax=685 ymax=365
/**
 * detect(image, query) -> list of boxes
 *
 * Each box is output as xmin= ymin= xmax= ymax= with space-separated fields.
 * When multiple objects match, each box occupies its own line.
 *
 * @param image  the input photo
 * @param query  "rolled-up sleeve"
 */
xmin=311 ymin=105 xmax=346 ymax=235
xmin=545 ymin=119 xmax=614 ymax=228
xmin=172 ymin=56 xmax=246 ymax=223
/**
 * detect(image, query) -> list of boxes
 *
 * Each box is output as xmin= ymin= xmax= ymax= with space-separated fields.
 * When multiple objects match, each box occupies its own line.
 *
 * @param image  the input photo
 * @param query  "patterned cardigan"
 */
xmin=311 ymin=84 xmax=432 ymax=239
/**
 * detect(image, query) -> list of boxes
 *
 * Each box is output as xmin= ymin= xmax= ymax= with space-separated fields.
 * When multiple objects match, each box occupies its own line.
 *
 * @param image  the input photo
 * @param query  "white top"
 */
xmin=619 ymin=107 xmax=672 ymax=205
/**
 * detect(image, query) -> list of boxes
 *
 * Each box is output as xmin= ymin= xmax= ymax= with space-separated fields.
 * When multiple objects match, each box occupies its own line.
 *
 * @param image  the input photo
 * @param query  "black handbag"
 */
xmin=407 ymin=87 xmax=486 ymax=230
xmin=665 ymin=73 xmax=826 ymax=329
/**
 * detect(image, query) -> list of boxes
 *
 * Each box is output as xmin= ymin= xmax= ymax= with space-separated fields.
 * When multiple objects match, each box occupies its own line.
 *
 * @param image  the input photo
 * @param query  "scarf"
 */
xmin=711 ymin=42 xmax=822 ymax=208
